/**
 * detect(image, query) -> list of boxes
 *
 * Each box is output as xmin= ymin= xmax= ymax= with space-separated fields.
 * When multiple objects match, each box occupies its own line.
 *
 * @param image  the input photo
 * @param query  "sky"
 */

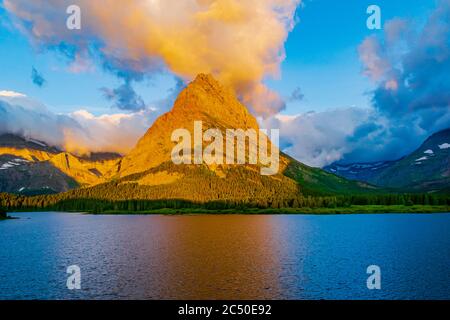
xmin=0 ymin=0 xmax=448 ymax=167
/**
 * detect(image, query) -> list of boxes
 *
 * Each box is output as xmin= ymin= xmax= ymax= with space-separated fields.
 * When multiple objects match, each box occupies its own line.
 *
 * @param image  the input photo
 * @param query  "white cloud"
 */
xmin=0 ymin=94 xmax=155 ymax=155
xmin=260 ymin=108 xmax=371 ymax=167
xmin=0 ymin=90 xmax=26 ymax=97
xmin=67 ymin=109 xmax=155 ymax=154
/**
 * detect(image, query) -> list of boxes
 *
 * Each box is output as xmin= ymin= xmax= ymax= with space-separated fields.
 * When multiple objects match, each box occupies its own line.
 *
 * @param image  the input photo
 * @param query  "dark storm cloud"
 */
xmin=343 ymin=0 xmax=450 ymax=164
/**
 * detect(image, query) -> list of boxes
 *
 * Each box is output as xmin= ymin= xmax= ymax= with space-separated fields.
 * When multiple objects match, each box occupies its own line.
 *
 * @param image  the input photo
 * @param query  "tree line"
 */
xmin=1 ymin=192 xmax=449 ymax=213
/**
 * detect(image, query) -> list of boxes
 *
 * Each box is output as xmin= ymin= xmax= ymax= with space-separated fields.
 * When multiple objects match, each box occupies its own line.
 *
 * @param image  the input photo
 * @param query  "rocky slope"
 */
xmin=0 ymin=135 xmax=120 ymax=194
xmin=119 ymin=74 xmax=263 ymax=177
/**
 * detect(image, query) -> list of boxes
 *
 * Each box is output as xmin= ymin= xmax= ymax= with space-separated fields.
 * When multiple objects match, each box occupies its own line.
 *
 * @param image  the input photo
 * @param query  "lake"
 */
xmin=0 ymin=212 xmax=449 ymax=300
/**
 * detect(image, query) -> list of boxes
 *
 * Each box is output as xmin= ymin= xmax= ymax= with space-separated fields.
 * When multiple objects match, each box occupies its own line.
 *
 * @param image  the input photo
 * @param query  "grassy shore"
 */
xmin=92 ymin=205 xmax=450 ymax=215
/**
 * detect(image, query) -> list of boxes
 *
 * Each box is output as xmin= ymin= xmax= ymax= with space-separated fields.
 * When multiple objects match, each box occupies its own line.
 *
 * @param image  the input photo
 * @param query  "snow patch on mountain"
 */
xmin=27 ymin=138 xmax=47 ymax=147
xmin=0 ymin=158 xmax=29 ymax=170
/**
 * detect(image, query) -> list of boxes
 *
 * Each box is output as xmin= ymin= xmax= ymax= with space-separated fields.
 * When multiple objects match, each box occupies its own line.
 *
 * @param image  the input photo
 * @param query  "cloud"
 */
xmin=101 ymin=81 xmax=146 ymax=111
xmin=31 ymin=67 xmax=46 ymax=87
xmin=67 ymin=52 xmax=95 ymax=73
xmin=5 ymin=0 xmax=301 ymax=117
xmin=343 ymin=123 xmax=424 ymax=164
xmin=0 ymin=93 xmax=154 ymax=155
xmin=360 ymin=1 xmax=450 ymax=121
xmin=344 ymin=0 xmax=450 ymax=164
xmin=0 ymin=90 xmax=26 ymax=98
xmin=289 ymin=86 xmax=304 ymax=102
xmin=267 ymin=0 xmax=450 ymax=168
xmin=358 ymin=36 xmax=391 ymax=82
xmin=260 ymin=108 xmax=371 ymax=167
xmin=66 ymin=109 xmax=154 ymax=154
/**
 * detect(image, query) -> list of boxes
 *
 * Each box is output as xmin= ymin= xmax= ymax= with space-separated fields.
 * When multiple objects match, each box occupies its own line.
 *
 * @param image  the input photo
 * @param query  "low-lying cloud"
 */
xmin=0 ymin=92 xmax=153 ymax=155
xmin=260 ymin=108 xmax=371 ymax=167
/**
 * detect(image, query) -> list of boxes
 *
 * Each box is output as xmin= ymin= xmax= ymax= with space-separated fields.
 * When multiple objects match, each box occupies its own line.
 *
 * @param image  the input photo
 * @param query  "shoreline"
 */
xmin=0 ymin=211 xmax=12 ymax=220
xmin=5 ymin=205 xmax=450 ymax=216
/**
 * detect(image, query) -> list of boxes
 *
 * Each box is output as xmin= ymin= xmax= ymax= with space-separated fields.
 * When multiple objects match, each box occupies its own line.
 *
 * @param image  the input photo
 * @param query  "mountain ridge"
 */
xmin=325 ymin=128 xmax=450 ymax=192
xmin=0 ymin=134 xmax=120 ymax=194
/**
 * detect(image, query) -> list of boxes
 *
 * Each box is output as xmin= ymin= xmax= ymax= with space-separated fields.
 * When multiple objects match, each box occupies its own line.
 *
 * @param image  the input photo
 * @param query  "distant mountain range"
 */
xmin=0 ymin=74 xmax=371 ymax=203
xmin=0 ymin=133 xmax=121 ymax=195
xmin=325 ymin=129 xmax=450 ymax=193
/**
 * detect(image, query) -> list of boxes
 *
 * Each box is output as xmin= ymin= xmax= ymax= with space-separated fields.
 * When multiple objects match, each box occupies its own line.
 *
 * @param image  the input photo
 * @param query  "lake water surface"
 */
xmin=0 ymin=212 xmax=449 ymax=300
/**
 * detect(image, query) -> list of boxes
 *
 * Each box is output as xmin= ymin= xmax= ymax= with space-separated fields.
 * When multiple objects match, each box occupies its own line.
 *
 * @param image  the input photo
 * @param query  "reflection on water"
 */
xmin=0 ymin=212 xmax=449 ymax=300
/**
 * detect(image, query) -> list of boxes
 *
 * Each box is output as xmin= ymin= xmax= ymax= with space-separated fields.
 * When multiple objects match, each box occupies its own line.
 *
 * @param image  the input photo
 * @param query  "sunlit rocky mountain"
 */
xmin=0 ymin=133 xmax=121 ymax=195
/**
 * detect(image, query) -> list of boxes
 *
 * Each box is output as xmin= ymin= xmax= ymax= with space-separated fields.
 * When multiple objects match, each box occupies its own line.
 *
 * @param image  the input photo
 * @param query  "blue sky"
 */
xmin=0 ymin=0 xmax=448 ymax=167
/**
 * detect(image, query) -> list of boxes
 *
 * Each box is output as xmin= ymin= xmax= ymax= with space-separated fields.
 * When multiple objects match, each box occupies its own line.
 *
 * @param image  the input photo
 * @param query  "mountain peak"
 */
xmin=171 ymin=73 xmax=253 ymax=127
xmin=192 ymin=73 xmax=221 ymax=87
xmin=119 ymin=74 xmax=260 ymax=176
xmin=188 ymin=73 xmax=228 ymax=97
